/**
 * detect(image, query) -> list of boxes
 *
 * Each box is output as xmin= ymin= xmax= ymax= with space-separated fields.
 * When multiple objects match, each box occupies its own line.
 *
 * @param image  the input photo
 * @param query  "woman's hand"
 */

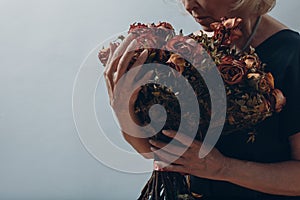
xmin=103 ymin=34 xmax=155 ymax=158
xmin=104 ymin=34 xmax=152 ymax=119
xmin=150 ymin=130 xmax=230 ymax=181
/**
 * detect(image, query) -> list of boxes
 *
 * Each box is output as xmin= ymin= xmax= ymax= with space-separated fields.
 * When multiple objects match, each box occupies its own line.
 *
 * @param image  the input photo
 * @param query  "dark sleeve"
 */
xmin=279 ymin=49 xmax=300 ymax=137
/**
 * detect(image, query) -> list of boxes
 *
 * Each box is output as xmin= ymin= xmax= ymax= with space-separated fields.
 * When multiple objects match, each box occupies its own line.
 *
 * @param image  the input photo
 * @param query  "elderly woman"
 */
xmin=104 ymin=0 xmax=300 ymax=199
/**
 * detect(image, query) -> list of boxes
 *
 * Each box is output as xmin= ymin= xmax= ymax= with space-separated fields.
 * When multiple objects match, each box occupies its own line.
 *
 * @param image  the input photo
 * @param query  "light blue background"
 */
xmin=0 ymin=0 xmax=299 ymax=199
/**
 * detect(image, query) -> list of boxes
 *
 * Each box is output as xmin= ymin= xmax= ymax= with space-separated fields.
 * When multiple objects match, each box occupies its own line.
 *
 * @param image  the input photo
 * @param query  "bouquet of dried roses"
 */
xmin=98 ymin=18 xmax=286 ymax=200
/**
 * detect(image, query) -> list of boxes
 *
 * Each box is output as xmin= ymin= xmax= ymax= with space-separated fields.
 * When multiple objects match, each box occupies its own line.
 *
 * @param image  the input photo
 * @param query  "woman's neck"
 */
xmin=239 ymin=15 xmax=288 ymax=49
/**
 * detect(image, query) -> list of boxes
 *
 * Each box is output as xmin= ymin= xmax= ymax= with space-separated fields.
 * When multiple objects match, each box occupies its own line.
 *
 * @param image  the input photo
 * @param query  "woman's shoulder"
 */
xmin=257 ymin=29 xmax=300 ymax=56
xmin=264 ymin=29 xmax=300 ymax=45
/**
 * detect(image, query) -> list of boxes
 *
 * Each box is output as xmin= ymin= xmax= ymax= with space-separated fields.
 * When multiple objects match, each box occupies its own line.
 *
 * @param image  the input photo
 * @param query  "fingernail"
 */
xmin=150 ymin=147 xmax=156 ymax=152
xmin=154 ymin=162 xmax=159 ymax=170
xmin=153 ymin=162 xmax=163 ymax=171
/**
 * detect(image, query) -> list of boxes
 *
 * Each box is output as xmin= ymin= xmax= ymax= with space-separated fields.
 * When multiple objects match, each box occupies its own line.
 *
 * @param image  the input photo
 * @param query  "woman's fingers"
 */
xmin=162 ymin=130 xmax=199 ymax=147
xmin=106 ymin=42 xmax=120 ymax=66
xmin=149 ymin=139 xmax=187 ymax=157
xmin=126 ymin=49 xmax=149 ymax=83
xmin=110 ymin=33 xmax=135 ymax=67
xmin=104 ymin=43 xmax=120 ymax=102
xmin=151 ymin=147 xmax=185 ymax=165
xmin=114 ymin=39 xmax=139 ymax=84
xmin=154 ymin=161 xmax=186 ymax=173
xmin=105 ymin=34 xmax=136 ymax=90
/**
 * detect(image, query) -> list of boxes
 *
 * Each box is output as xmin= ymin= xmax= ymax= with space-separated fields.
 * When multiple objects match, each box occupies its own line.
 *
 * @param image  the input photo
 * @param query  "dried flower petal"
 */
xmin=271 ymin=89 xmax=286 ymax=112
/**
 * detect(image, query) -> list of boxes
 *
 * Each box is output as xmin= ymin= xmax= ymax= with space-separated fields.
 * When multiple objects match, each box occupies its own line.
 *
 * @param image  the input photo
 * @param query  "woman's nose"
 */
xmin=181 ymin=0 xmax=198 ymax=13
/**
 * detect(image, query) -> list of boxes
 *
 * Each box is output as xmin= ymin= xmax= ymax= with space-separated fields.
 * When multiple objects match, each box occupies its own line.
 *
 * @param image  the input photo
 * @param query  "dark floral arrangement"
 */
xmin=98 ymin=18 xmax=286 ymax=200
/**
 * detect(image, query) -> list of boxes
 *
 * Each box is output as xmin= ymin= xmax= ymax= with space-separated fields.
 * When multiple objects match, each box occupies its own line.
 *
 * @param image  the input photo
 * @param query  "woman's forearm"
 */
xmin=122 ymin=131 xmax=154 ymax=159
xmin=222 ymin=158 xmax=300 ymax=196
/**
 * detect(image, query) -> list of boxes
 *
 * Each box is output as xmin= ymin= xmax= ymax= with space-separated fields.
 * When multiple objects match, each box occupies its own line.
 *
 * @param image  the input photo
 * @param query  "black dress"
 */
xmin=190 ymin=29 xmax=300 ymax=200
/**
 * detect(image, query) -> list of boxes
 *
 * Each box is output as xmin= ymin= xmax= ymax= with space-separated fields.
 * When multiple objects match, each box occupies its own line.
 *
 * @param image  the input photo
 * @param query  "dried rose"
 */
xmin=243 ymin=54 xmax=261 ymax=69
xmin=154 ymin=22 xmax=174 ymax=30
xmin=223 ymin=17 xmax=243 ymax=42
xmin=129 ymin=22 xmax=149 ymax=33
xmin=258 ymin=73 xmax=275 ymax=93
xmin=247 ymin=72 xmax=274 ymax=93
xmin=129 ymin=23 xmax=174 ymax=49
xmin=165 ymin=35 xmax=203 ymax=64
xmin=166 ymin=54 xmax=187 ymax=75
xmin=218 ymin=58 xmax=245 ymax=85
xmin=98 ymin=42 xmax=121 ymax=67
xmin=98 ymin=47 xmax=110 ymax=66
xmin=270 ymin=89 xmax=286 ymax=112
xmin=223 ymin=17 xmax=242 ymax=29
xmin=210 ymin=17 xmax=243 ymax=46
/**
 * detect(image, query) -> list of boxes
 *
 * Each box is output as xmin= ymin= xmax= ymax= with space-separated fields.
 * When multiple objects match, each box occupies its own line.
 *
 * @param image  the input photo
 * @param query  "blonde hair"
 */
xmin=232 ymin=0 xmax=276 ymax=15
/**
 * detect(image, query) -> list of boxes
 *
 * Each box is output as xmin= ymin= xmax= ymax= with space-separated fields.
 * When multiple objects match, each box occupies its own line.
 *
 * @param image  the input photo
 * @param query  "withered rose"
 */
xmin=98 ymin=47 xmax=110 ymax=66
xmin=154 ymin=22 xmax=174 ymax=30
xmin=258 ymin=73 xmax=275 ymax=93
xmin=166 ymin=54 xmax=187 ymax=75
xmin=218 ymin=58 xmax=246 ymax=85
xmin=129 ymin=23 xmax=174 ymax=49
xmin=223 ymin=17 xmax=242 ymax=29
xmin=239 ymin=94 xmax=271 ymax=114
xmin=129 ymin=22 xmax=149 ymax=33
xmin=242 ymin=54 xmax=261 ymax=69
xmin=98 ymin=42 xmax=120 ymax=67
xmin=165 ymin=35 xmax=203 ymax=64
xmin=153 ymin=22 xmax=175 ymax=44
xmin=247 ymin=72 xmax=274 ymax=93
xmin=255 ymin=96 xmax=271 ymax=113
xmin=210 ymin=17 xmax=243 ymax=46
xmin=270 ymin=89 xmax=286 ymax=112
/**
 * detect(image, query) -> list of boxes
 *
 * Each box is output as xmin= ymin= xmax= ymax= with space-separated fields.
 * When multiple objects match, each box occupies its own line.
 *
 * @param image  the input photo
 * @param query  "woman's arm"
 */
xmin=223 ymin=132 xmax=300 ymax=196
xmin=152 ymin=131 xmax=300 ymax=196
xmin=122 ymin=131 xmax=154 ymax=159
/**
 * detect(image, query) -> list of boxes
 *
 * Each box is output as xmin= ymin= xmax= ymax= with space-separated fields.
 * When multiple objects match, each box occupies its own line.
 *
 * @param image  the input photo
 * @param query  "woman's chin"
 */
xmin=201 ymin=26 xmax=213 ymax=32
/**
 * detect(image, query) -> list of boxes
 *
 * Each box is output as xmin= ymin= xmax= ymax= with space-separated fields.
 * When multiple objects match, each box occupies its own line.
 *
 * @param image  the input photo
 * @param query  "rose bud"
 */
xmin=270 ymin=89 xmax=286 ymax=112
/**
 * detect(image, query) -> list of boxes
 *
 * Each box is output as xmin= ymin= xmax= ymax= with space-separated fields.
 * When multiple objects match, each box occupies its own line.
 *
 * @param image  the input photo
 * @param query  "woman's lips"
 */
xmin=194 ymin=16 xmax=211 ymax=23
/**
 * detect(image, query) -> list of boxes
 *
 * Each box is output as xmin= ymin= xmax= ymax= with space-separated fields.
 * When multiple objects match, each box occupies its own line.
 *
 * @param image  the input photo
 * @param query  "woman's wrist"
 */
xmin=218 ymin=156 xmax=244 ymax=182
